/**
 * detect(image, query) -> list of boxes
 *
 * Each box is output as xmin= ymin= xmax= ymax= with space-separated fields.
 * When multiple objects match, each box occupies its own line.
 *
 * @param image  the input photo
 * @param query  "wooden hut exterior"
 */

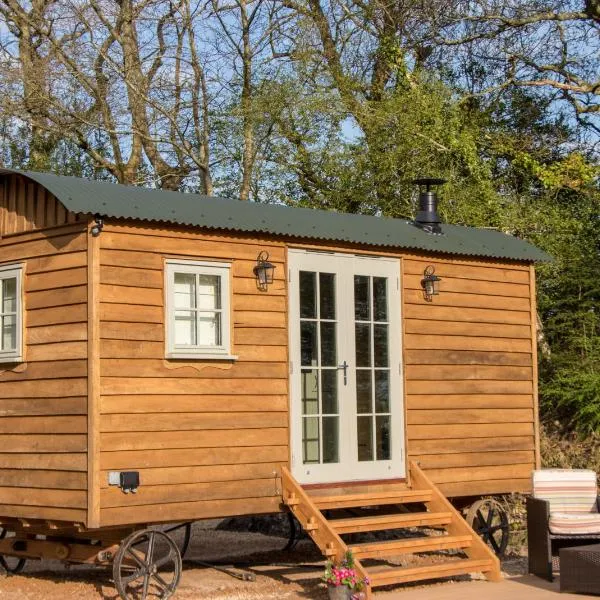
xmin=0 ymin=169 xmax=549 ymax=595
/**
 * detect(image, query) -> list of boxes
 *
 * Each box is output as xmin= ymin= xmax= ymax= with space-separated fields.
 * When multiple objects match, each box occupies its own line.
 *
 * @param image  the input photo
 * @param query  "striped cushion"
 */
xmin=533 ymin=469 xmax=598 ymax=514
xmin=549 ymin=512 xmax=600 ymax=535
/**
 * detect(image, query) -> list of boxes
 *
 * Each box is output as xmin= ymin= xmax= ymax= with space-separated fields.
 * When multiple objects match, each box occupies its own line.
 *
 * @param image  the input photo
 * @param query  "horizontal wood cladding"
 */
xmin=100 ymin=462 xmax=284 ymax=488
xmin=0 ymin=224 xmax=88 ymax=523
xmin=101 ymin=496 xmax=282 ymax=527
xmin=0 ymin=174 xmax=84 ymax=236
xmin=403 ymin=256 xmax=537 ymax=498
xmin=100 ymin=446 xmax=288 ymax=470
xmin=97 ymin=226 xmax=289 ymax=525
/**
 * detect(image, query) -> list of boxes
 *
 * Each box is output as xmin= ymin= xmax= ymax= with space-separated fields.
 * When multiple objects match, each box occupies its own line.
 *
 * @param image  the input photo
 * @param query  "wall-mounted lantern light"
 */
xmin=253 ymin=251 xmax=275 ymax=291
xmin=421 ymin=265 xmax=441 ymax=302
xmin=91 ymin=214 xmax=104 ymax=236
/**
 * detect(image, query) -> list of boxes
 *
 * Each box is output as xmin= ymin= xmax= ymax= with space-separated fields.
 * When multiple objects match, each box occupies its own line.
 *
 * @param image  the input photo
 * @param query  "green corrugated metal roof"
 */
xmin=2 ymin=169 xmax=551 ymax=262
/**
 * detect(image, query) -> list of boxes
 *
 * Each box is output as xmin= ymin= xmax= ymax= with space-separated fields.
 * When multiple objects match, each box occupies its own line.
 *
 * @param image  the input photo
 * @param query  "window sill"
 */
xmin=0 ymin=355 xmax=23 ymax=364
xmin=166 ymin=352 xmax=239 ymax=361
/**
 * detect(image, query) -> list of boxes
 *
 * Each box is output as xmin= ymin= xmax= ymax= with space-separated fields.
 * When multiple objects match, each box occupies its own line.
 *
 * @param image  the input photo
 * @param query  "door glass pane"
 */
xmin=2 ymin=278 xmax=16 ymax=313
xmin=322 ymin=417 xmax=339 ymax=463
xmin=356 ymin=370 xmax=372 ymax=413
xmin=355 ymin=323 xmax=371 ymax=367
xmin=376 ymin=416 xmax=391 ymax=460
xmin=300 ymin=321 xmax=317 ymax=366
xmin=357 ymin=416 xmax=373 ymax=461
xmin=375 ymin=370 xmax=390 ymax=413
xmin=301 ymin=370 xmax=319 ymax=415
xmin=374 ymin=324 xmax=388 ymax=367
xmin=319 ymin=273 xmax=336 ymax=320
xmin=320 ymin=322 xmax=337 ymax=366
xmin=198 ymin=312 xmax=220 ymax=346
xmin=300 ymin=271 xmax=316 ymax=318
xmin=2 ymin=315 xmax=16 ymax=351
xmin=303 ymin=417 xmax=320 ymax=463
xmin=373 ymin=277 xmax=388 ymax=322
xmin=174 ymin=273 xmax=196 ymax=309
xmin=174 ymin=311 xmax=196 ymax=345
xmin=321 ymin=369 xmax=338 ymax=414
xmin=354 ymin=275 xmax=370 ymax=320
xmin=198 ymin=275 xmax=220 ymax=309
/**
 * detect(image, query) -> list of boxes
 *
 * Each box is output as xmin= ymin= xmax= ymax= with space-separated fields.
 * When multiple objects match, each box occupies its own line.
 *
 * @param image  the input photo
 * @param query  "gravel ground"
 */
xmin=0 ymin=520 xmax=528 ymax=599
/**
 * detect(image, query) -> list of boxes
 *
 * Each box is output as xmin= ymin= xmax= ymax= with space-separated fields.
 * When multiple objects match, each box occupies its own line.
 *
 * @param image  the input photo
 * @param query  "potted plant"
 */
xmin=322 ymin=550 xmax=370 ymax=600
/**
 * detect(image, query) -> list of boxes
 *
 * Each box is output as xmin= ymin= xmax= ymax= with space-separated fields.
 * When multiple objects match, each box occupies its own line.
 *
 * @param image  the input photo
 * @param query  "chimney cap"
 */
xmin=412 ymin=177 xmax=447 ymax=190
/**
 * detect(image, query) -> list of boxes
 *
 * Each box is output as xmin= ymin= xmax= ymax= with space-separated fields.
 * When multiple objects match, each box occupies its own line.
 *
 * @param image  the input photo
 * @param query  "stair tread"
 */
xmin=332 ymin=511 xmax=453 ymax=534
xmin=367 ymin=558 xmax=493 ymax=586
xmin=311 ymin=489 xmax=432 ymax=509
xmin=349 ymin=534 xmax=472 ymax=558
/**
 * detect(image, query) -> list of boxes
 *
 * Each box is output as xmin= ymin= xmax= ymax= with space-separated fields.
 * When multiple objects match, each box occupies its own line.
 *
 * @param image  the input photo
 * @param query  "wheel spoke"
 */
xmin=488 ymin=531 xmax=501 ymax=554
xmin=146 ymin=532 xmax=156 ymax=567
xmin=486 ymin=507 xmax=495 ymax=528
xmin=125 ymin=547 xmax=148 ymax=569
xmin=120 ymin=569 xmax=144 ymax=586
xmin=151 ymin=571 xmax=171 ymax=592
xmin=154 ymin=554 xmax=174 ymax=570
xmin=141 ymin=573 xmax=151 ymax=600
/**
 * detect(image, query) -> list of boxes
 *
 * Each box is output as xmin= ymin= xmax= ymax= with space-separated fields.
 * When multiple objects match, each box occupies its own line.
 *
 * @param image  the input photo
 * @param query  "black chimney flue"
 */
xmin=412 ymin=177 xmax=446 ymax=234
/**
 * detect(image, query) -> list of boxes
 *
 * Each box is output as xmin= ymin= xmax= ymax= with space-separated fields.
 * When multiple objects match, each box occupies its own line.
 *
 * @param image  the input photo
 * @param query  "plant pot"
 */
xmin=327 ymin=585 xmax=353 ymax=600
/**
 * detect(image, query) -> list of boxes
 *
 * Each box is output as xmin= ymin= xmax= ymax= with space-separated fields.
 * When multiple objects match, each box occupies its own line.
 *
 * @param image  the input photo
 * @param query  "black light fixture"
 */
xmin=91 ymin=214 xmax=104 ymax=236
xmin=253 ymin=251 xmax=275 ymax=291
xmin=421 ymin=265 xmax=441 ymax=302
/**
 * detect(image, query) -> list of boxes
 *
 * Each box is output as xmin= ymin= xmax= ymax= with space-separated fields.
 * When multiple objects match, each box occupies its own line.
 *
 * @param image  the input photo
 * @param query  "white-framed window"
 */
xmin=0 ymin=264 xmax=23 ymax=363
xmin=165 ymin=260 xmax=235 ymax=359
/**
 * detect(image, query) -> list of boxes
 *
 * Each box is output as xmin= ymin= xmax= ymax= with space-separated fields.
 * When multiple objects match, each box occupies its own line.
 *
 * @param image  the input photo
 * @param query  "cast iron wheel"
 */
xmin=113 ymin=529 xmax=182 ymax=600
xmin=466 ymin=498 xmax=510 ymax=557
xmin=155 ymin=523 xmax=192 ymax=559
xmin=0 ymin=528 xmax=26 ymax=574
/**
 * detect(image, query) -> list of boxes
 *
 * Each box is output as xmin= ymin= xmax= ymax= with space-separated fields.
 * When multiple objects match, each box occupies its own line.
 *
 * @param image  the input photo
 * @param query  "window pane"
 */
xmin=1 ymin=315 xmax=16 ymax=351
xmin=373 ymin=277 xmax=388 ymax=322
xmin=354 ymin=275 xmax=370 ymax=321
xmin=321 ymin=369 xmax=338 ymax=414
xmin=374 ymin=324 xmax=388 ymax=367
xmin=174 ymin=273 xmax=196 ymax=309
xmin=356 ymin=369 xmax=372 ymax=414
xmin=319 ymin=273 xmax=336 ymax=320
xmin=320 ymin=322 xmax=337 ymax=366
xmin=300 ymin=321 xmax=317 ymax=366
xmin=357 ymin=416 xmax=373 ymax=461
xmin=355 ymin=323 xmax=371 ymax=367
xmin=198 ymin=275 xmax=220 ymax=310
xmin=198 ymin=312 xmax=221 ymax=346
xmin=322 ymin=417 xmax=339 ymax=463
xmin=174 ymin=311 xmax=196 ymax=346
xmin=302 ymin=417 xmax=320 ymax=464
xmin=301 ymin=369 xmax=319 ymax=415
xmin=376 ymin=416 xmax=391 ymax=460
xmin=2 ymin=278 xmax=16 ymax=313
xmin=299 ymin=271 xmax=316 ymax=318
xmin=375 ymin=370 xmax=390 ymax=413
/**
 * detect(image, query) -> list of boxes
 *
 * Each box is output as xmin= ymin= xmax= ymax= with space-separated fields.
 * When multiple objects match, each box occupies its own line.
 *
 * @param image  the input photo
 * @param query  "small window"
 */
xmin=165 ymin=260 xmax=234 ymax=359
xmin=0 ymin=264 xmax=23 ymax=363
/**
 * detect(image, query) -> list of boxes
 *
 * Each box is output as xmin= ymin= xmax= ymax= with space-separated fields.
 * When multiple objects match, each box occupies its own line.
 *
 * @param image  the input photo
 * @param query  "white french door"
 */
xmin=289 ymin=249 xmax=405 ymax=484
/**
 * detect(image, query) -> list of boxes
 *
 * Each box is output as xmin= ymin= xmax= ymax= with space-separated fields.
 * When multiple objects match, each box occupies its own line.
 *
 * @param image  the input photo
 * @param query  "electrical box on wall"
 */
xmin=108 ymin=471 xmax=140 ymax=494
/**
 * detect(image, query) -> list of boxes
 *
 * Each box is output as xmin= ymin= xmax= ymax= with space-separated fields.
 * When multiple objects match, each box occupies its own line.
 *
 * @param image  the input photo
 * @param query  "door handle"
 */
xmin=338 ymin=361 xmax=349 ymax=385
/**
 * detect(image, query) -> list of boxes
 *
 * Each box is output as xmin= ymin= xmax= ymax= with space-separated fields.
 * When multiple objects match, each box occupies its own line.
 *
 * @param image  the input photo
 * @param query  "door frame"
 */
xmin=287 ymin=248 xmax=405 ymax=485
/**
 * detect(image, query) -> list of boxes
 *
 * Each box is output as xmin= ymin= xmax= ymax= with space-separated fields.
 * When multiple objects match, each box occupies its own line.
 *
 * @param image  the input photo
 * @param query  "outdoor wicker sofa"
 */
xmin=527 ymin=469 xmax=600 ymax=581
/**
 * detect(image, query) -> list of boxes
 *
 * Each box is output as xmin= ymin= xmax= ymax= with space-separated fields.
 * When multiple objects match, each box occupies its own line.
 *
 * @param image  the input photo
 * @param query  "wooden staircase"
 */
xmin=281 ymin=461 xmax=501 ymax=598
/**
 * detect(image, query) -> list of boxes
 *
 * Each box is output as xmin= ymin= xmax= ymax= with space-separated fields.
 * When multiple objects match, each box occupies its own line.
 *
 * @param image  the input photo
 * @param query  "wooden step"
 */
xmin=332 ymin=511 xmax=452 ymax=534
xmin=311 ymin=489 xmax=433 ymax=510
xmin=349 ymin=534 xmax=473 ymax=559
xmin=368 ymin=558 xmax=494 ymax=587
